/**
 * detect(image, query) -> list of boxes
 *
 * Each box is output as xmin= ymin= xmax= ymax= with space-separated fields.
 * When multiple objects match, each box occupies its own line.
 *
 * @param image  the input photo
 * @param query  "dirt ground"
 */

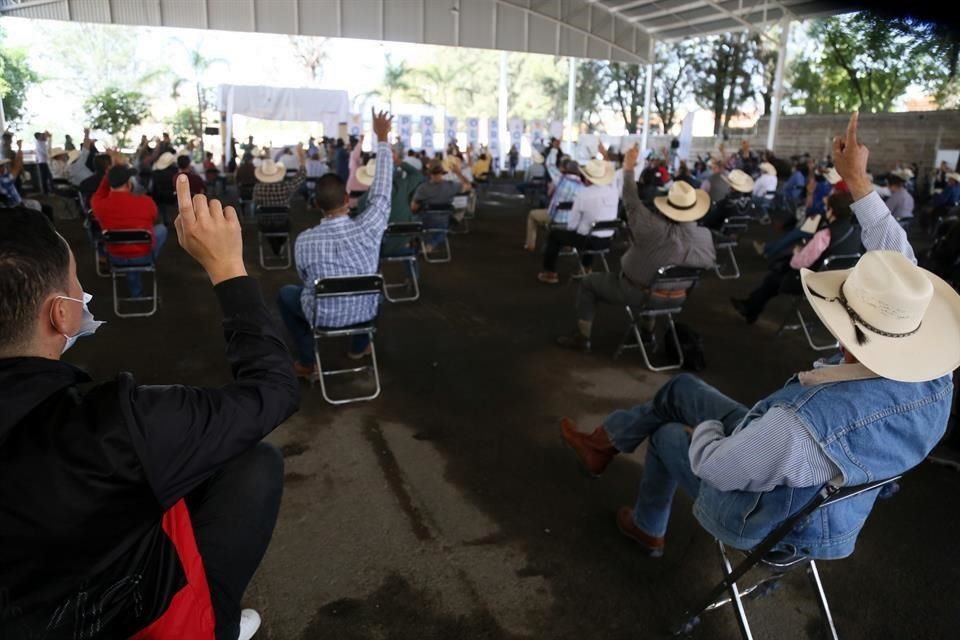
xmin=53 ymin=184 xmax=960 ymax=640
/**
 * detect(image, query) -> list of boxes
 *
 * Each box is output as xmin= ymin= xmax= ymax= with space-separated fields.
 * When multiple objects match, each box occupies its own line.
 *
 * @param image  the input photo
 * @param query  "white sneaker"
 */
xmin=238 ymin=609 xmax=261 ymax=640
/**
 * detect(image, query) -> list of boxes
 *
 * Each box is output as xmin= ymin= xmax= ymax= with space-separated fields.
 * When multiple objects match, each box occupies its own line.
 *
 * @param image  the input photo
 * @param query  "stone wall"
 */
xmin=644 ymin=110 xmax=960 ymax=175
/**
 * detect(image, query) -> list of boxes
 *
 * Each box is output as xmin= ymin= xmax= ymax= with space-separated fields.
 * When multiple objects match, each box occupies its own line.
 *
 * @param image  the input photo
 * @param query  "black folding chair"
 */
xmin=673 ymin=475 xmax=903 ymax=640
xmin=256 ymin=206 xmax=292 ymax=270
xmin=312 ymin=275 xmax=384 ymax=405
xmin=421 ymin=203 xmax=454 ymax=264
xmin=777 ymin=253 xmax=861 ymax=351
xmin=615 ymin=266 xmax=704 ymax=371
xmin=712 ymin=230 xmax=741 ymax=280
xmin=571 ymin=219 xmax=620 ymax=277
xmin=380 ymin=222 xmax=423 ymax=303
xmin=102 ymin=229 xmax=158 ymax=318
xmin=546 ymin=201 xmax=576 ymax=255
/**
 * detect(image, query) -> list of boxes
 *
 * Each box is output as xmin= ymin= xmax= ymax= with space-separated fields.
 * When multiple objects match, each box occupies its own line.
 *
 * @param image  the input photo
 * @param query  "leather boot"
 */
xmin=616 ymin=507 xmax=665 ymax=557
xmin=560 ymin=418 xmax=618 ymax=477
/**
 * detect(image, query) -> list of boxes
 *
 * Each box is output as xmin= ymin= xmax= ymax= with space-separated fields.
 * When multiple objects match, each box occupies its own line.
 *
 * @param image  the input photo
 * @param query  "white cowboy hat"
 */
xmin=825 ymin=167 xmax=843 ymax=185
xmin=153 ymin=152 xmax=177 ymax=171
xmin=441 ymin=155 xmax=461 ymax=173
xmin=946 ymin=172 xmax=960 ymax=183
xmin=49 ymin=147 xmax=69 ymax=159
xmin=721 ymin=169 xmax=754 ymax=194
xmin=759 ymin=161 xmax=777 ymax=176
xmin=653 ymin=180 xmax=711 ymax=223
xmin=67 ymin=149 xmax=82 ymax=164
xmin=355 ymin=158 xmax=377 ymax=186
xmin=891 ymin=168 xmax=914 ymax=181
xmin=800 ymin=251 xmax=960 ymax=383
xmin=255 ymin=159 xmax=286 ymax=183
xmin=578 ymin=159 xmax=614 ymax=186
xmin=531 ymin=150 xmax=545 ymax=164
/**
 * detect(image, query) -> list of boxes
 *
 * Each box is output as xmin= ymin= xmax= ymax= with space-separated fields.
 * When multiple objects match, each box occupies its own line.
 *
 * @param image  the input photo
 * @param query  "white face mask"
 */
xmin=52 ymin=292 xmax=105 ymax=353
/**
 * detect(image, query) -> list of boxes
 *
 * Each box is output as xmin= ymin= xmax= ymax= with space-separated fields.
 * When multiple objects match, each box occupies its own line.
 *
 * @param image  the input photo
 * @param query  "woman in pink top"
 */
xmin=345 ymin=135 xmax=370 ymax=207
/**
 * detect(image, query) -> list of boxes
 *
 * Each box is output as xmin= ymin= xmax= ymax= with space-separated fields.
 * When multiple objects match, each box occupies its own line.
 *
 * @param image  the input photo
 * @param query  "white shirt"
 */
xmin=306 ymin=159 xmax=328 ymax=178
xmin=567 ymin=183 xmax=619 ymax=237
xmin=35 ymin=139 xmax=49 ymax=163
xmin=753 ymin=173 xmax=777 ymax=199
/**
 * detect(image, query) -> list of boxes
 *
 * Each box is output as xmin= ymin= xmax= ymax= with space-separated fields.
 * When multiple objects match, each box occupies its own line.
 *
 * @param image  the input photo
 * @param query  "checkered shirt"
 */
xmin=296 ymin=142 xmax=393 ymax=328
xmin=253 ymin=169 xmax=306 ymax=208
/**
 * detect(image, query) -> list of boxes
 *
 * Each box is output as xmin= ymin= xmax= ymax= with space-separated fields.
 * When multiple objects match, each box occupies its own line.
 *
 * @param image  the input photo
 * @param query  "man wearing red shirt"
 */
xmin=91 ymin=149 xmax=167 ymax=297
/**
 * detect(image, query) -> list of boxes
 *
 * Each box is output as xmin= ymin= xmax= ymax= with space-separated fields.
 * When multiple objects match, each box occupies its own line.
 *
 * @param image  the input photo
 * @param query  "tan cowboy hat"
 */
xmin=654 ymin=181 xmax=711 ymax=223
xmin=721 ymin=169 xmax=754 ymax=193
xmin=759 ymin=161 xmax=777 ymax=176
xmin=356 ymin=158 xmax=377 ymax=186
xmin=153 ymin=152 xmax=177 ymax=171
xmin=578 ymin=159 xmax=614 ymax=186
xmin=946 ymin=172 xmax=960 ymax=183
xmin=825 ymin=167 xmax=842 ymax=185
xmin=49 ymin=147 xmax=69 ymax=159
xmin=800 ymin=251 xmax=960 ymax=383
xmin=67 ymin=149 xmax=82 ymax=164
xmin=441 ymin=155 xmax=461 ymax=173
xmin=892 ymin=168 xmax=914 ymax=180
xmin=255 ymin=159 xmax=286 ymax=183
xmin=531 ymin=150 xmax=545 ymax=164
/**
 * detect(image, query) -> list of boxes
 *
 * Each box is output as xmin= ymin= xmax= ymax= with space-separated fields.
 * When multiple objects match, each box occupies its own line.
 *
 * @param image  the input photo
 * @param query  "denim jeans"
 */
xmin=420 ymin=212 xmax=449 ymax=249
xmin=604 ymin=374 xmax=748 ymax=537
xmin=763 ymin=227 xmax=811 ymax=259
xmin=109 ymin=224 xmax=168 ymax=297
xmin=277 ymin=285 xmax=370 ymax=366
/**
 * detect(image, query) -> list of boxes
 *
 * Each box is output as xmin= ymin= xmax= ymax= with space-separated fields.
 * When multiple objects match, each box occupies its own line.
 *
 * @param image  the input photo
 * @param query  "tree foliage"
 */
xmin=690 ymin=32 xmax=762 ymax=135
xmin=0 ymin=46 xmax=38 ymax=125
xmin=84 ymin=87 xmax=150 ymax=147
xmin=167 ymin=106 xmax=201 ymax=146
xmin=652 ymin=43 xmax=697 ymax=133
xmin=289 ymin=35 xmax=329 ymax=83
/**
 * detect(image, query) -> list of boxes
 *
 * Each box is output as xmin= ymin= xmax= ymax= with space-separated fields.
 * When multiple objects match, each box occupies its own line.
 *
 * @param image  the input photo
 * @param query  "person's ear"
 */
xmin=49 ymin=295 xmax=77 ymax=336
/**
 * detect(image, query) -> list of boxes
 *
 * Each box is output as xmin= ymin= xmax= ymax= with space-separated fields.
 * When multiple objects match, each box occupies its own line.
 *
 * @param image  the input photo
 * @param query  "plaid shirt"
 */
xmin=548 ymin=174 xmax=584 ymax=224
xmin=296 ymin=142 xmax=393 ymax=328
xmin=253 ymin=169 xmax=306 ymax=207
xmin=0 ymin=174 xmax=21 ymax=207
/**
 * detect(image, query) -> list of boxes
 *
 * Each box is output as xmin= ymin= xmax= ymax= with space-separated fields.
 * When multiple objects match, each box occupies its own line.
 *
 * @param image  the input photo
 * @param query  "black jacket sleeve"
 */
xmin=121 ymin=276 xmax=301 ymax=508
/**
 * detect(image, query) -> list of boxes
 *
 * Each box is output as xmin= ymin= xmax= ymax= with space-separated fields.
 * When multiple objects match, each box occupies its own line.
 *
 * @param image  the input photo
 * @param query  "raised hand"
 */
xmin=623 ymin=144 xmax=640 ymax=171
xmin=832 ymin=112 xmax=871 ymax=200
xmin=371 ymin=108 xmax=394 ymax=144
xmin=173 ymin=174 xmax=246 ymax=285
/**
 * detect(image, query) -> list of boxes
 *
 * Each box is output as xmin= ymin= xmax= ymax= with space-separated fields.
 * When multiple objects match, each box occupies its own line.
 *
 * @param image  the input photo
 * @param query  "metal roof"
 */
xmin=0 ymin=0 xmax=852 ymax=62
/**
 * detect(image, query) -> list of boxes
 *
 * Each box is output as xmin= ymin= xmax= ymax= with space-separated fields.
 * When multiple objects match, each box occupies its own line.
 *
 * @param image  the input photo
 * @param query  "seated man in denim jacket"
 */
xmin=560 ymin=114 xmax=958 ymax=559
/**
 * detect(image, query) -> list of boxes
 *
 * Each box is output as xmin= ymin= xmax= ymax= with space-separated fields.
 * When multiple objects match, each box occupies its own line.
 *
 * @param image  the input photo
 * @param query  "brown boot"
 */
xmin=560 ymin=418 xmax=618 ymax=477
xmin=616 ymin=507 xmax=665 ymax=557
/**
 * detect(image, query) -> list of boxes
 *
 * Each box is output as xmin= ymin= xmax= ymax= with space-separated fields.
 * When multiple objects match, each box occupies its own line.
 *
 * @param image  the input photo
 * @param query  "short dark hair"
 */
xmin=176 ymin=155 xmax=191 ymax=170
xmin=888 ymin=174 xmax=905 ymax=187
xmin=314 ymin=174 xmax=347 ymax=212
xmin=0 ymin=208 xmax=70 ymax=350
xmin=827 ymin=191 xmax=854 ymax=223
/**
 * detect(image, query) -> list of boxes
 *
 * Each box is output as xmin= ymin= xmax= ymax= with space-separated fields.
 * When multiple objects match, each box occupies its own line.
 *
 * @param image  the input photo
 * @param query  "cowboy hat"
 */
xmin=946 ymin=172 xmax=960 ymax=183
xmin=49 ymin=147 xmax=69 ymax=159
xmin=441 ymin=155 xmax=461 ymax=173
xmin=153 ymin=152 xmax=177 ymax=171
xmin=578 ymin=159 xmax=614 ymax=186
xmin=355 ymin=158 xmax=377 ymax=186
xmin=653 ymin=181 xmax=711 ymax=223
xmin=67 ymin=149 xmax=81 ymax=164
xmin=531 ymin=150 xmax=545 ymax=164
xmin=825 ymin=167 xmax=842 ymax=185
xmin=891 ymin=168 xmax=914 ymax=180
xmin=800 ymin=251 xmax=960 ymax=383
xmin=255 ymin=159 xmax=286 ymax=183
xmin=721 ymin=169 xmax=754 ymax=194
xmin=759 ymin=161 xmax=777 ymax=176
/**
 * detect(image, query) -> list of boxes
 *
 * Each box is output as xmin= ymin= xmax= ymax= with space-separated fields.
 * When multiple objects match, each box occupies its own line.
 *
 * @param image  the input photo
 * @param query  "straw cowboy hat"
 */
xmin=578 ymin=159 xmax=615 ymax=186
xmin=441 ymin=155 xmax=461 ymax=173
xmin=67 ymin=149 xmax=82 ymax=164
xmin=654 ymin=180 xmax=711 ymax=223
xmin=946 ymin=172 xmax=960 ymax=183
xmin=759 ymin=161 xmax=777 ymax=176
xmin=531 ymin=149 xmax=545 ymax=164
xmin=153 ymin=152 xmax=177 ymax=171
xmin=892 ymin=168 xmax=914 ymax=180
xmin=49 ymin=147 xmax=69 ymax=160
xmin=825 ymin=167 xmax=843 ymax=185
xmin=355 ymin=158 xmax=377 ymax=187
xmin=255 ymin=159 xmax=286 ymax=183
xmin=800 ymin=251 xmax=960 ymax=383
xmin=722 ymin=169 xmax=754 ymax=194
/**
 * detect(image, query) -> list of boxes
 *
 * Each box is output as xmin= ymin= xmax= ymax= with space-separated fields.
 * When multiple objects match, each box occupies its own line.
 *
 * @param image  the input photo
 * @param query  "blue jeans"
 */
xmin=763 ymin=227 xmax=811 ymax=259
xmin=109 ymin=224 xmax=168 ymax=297
xmin=604 ymin=374 xmax=748 ymax=537
xmin=277 ymin=285 xmax=370 ymax=366
xmin=420 ymin=212 xmax=449 ymax=249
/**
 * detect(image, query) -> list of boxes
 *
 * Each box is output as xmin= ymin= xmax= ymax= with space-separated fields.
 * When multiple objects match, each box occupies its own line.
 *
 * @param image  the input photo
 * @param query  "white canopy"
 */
xmin=218 ymin=85 xmax=350 ymax=163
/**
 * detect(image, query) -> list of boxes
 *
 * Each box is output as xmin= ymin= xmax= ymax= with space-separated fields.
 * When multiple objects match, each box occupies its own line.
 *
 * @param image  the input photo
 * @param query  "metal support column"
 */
xmin=640 ymin=39 xmax=655 ymax=156
xmin=566 ymin=57 xmax=577 ymax=140
xmin=498 ymin=50 xmax=509 ymax=171
xmin=766 ymin=18 xmax=791 ymax=151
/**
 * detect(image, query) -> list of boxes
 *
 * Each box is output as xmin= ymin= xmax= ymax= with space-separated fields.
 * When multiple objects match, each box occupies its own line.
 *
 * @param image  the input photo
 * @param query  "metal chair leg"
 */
xmin=382 ymin=259 xmax=420 ymax=303
xmin=421 ymin=234 xmax=452 ymax=263
xmin=314 ymin=333 xmax=382 ymax=406
xmin=798 ymin=307 xmax=839 ymax=351
xmin=719 ymin=541 xmax=755 ymax=640
xmin=258 ymin=233 xmax=292 ymax=270
xmin=715 ymin=245 xmax=741 ymax=280
xmin=807 ymin=560 xmax=840 ymax=640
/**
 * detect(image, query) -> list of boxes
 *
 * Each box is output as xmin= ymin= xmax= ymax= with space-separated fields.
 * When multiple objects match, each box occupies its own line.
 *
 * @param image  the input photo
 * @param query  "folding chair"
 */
xmin=720 ymin=215 xmax=753 ymax=237
xmin=614 ymin=266 xmax=704 ymax=371
xmin=546 ymin=201 xmax=576 ymax=256
xmin=450 ymin=192 xmax=471 ymax=234
xmin=673 ymin=475 xmax=903 ymax=640
xmin=86 ymin=217 xmax=110 ymax=279
xmin=712 ymin=230 xmax=741 ymax=280
xmin=102 ymin=230 xmax=158 ymax=318
xmin=256 ymin=206 xmax=292 ymax=270
xmin=380 ymin=222 xmax=423 ymax=303
xmin=238 ymin=183 xmax=256 ymax=221
xmin=312 ymin=275 xmax=383 ymax=405
xmin=777 ymin=254 xmax=861 ymax=351
xmin=421 ymin=203 xmax=453 ymax=263
xmin=571 ymin=219 xmax=620 ymax=277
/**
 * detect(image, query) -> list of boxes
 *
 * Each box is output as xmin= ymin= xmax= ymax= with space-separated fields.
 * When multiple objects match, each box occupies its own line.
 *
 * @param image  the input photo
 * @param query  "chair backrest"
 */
xmin=385 ymin=221 xmax=424 ymax=235
xmin=313 ymin=274 xmax=384 ymax=298
xmin=102 ymin=229 xmax=152 ymax=245
xmin=820 ymin=475 xmax=902 ymax=508
xmin=650 ymin=265 xmax=704 ymax=293
xmin=820 ymin=253 xmax=860 ymax=272
xmin=349 ymin=190 xmax=367 ymax=199
xmin=257 ymin=206 xmax=290 ymax=215
xmin=590 ymin=219 xmax=622 ymax=232
xmin=556 ymin=201 xmax=574 ymax=211
xmin=423 ymin=202 xmax=454 ymax=213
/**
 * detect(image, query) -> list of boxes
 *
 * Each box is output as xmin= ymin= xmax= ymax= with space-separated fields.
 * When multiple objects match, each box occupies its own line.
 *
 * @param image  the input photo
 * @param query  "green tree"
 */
xmin=604 ymin=62 xmax=644 ymax=133
xmin=289 ymin=35 xmax=329 ymax=83
xmin=170 ymin=46 xmax=226 ymax=154
xmin=0 ymin=46 xmax=38 ymax=125
xmin=652 ymin=43 xmax=697 ymax=134
xmin=84 ymin=87 xmax=150 ymax=147
xmin=167 ymin=106 xmax=201 ymax=146
xmin=691 ymin=32 xmax=761 ymax=135
xmin=539 ymin=59 xmax=607 ymax=130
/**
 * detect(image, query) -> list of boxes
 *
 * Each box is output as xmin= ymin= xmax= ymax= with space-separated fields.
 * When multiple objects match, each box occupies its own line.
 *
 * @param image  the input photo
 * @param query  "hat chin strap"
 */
xmin=806 ymin=279 xmax=922 ymax=345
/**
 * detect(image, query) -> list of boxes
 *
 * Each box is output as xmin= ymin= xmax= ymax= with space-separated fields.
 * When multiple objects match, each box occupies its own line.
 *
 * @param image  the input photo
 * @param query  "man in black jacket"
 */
xmin=0 ymin=175 xmax=300 ymax=640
